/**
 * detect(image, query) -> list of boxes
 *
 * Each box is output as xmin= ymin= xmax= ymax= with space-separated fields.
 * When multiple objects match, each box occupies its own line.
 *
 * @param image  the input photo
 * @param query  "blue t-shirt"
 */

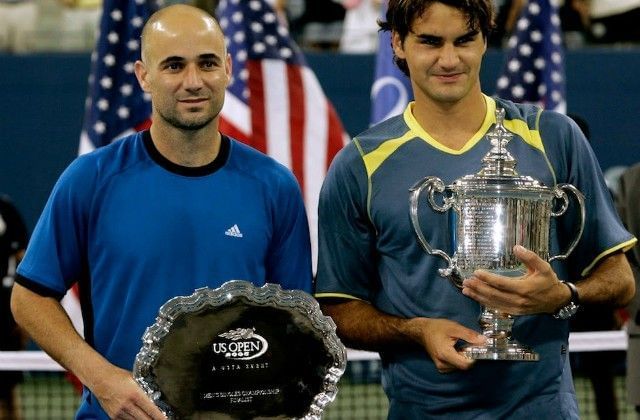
xmin=316 ymin=96 xmax=636 ymax=418
xmin=17 ymin=131 xmax=313 ymax=419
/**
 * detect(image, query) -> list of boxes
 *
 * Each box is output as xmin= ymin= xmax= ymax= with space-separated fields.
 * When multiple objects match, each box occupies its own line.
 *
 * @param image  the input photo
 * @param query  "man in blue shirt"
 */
xmin=315 ymin=0 xmax=636 ymax=418
xmin=11 ymin=5 xmax=312 ymax=419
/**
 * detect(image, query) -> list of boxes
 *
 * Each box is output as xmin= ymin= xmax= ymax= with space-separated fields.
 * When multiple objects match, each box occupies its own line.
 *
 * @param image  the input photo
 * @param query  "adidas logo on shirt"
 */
xmin=225 ymin=224 xmax=243 ymax=238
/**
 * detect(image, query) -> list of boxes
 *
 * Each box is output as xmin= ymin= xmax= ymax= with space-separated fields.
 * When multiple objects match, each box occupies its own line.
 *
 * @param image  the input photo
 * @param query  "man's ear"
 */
xmin=134 ymin=60 xmax=150 ymax=92
xmin=391 ymin=31 xmax=406 ymax=60
xmin=225 ymin=52 xmax=233 ymax=88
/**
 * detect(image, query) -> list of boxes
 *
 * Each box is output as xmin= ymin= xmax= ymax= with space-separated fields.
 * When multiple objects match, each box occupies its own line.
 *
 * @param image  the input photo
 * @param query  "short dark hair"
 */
xmin=379 ymin=0 xmax=495 ymax=76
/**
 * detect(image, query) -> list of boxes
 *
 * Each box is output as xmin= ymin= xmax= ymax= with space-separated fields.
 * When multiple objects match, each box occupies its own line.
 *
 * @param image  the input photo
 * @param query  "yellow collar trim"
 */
xmin=402 ymin=95 xmax=496 ymax=155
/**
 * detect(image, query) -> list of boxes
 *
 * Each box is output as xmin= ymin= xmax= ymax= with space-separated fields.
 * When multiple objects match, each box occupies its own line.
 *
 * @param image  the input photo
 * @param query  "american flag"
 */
xmin=78 ymin=0 xmax=158 ymax=155
xmin=370 ymin=0 xmax=413 ymax=125
xmin=216 ymin=0 xmax=348 ymax=267
xmin=495 ymin=0 xmax=566 ymax=113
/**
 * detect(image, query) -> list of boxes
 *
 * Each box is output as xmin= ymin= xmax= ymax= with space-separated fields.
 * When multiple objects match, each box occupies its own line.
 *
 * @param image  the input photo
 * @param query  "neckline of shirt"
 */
xmin=142 ymin=130 xmax=230 ymax=177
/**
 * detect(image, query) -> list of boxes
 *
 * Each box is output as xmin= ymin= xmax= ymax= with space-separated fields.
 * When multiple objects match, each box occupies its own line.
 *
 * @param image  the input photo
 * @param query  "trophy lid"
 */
xmin=451 ymin=107 xmax=552 ymax=196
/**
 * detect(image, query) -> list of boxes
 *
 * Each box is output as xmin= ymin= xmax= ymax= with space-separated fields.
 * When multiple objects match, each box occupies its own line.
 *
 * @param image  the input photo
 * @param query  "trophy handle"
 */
xmin=549 ymin=183 xmax=586 ymax=262
xmin=409 ymin=177 xmax=462 ymax=288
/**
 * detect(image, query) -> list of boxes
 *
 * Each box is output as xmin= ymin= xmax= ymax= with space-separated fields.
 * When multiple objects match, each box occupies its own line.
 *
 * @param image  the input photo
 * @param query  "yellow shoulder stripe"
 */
xmin=489 ymin=95 xmax=545 ymax=153
xmin=361 ymin=130 xmax=415 ymax=178
xmin=581 ymin=238 xmax=638 ymax=277
xmin=314 ymin=292 xmax=365 ymax=301
xmin=503 ymin=117 xmax=544 ymax=152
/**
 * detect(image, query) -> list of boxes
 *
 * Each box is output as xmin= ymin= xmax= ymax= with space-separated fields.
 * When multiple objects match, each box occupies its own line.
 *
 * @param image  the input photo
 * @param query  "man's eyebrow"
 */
xmin=199 ymin=53 xmax=225 ymax=66
xmin=199 ymin=53 xmax=222 ymax=61
xmin=456 ymin=29 xmax=480 ymax=40
xmin=158 ymin=56 xmax=184 ymax=67
xmin=157 ymin=53 xmax=223 ymax=67
xmin=414 ymin=32 xmax=442 ymax=42
xmin=413 ymin=29 xmax=480 ymax=42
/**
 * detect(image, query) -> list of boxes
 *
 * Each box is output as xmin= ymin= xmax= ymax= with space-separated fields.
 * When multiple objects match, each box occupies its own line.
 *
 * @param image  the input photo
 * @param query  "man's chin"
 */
xmin=431 ymin=92 xmax=469 ymax=106
xmin=179 ymin=121 xmax=212 ymax=131
xmin=171 ymin=117 xmax=215 ymax=131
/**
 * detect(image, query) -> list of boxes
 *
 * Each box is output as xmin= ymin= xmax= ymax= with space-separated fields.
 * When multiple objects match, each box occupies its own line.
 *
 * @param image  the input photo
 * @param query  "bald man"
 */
xmin=11 ymin=5 xmax=312 ymax=419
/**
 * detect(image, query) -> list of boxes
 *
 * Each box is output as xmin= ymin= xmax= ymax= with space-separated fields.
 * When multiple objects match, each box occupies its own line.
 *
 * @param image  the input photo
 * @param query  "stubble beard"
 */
xmin=161 ymin=111 xmax=215 ymax=131
xmin=156 ymin=101 xmax=222 ymax=132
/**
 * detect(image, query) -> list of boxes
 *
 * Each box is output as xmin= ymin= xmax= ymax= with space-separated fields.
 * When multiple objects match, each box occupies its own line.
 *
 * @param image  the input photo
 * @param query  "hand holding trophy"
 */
xmin=409 ymin=108 xmax=585 ymax=361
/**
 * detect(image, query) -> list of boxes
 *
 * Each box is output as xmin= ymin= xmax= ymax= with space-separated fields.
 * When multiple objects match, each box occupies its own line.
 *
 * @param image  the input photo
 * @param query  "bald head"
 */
xmin=133 ymin=3 xmax=231 ymax=137
xmin=140 ymin=4 xmax=224 ymax=63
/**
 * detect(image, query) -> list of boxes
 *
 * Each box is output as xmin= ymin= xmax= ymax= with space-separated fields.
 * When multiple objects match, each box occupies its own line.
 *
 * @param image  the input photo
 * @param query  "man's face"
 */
xmin=135 ymin=15 xmax=231 ymax=131
xmin=392 ymin=2 xmax=486 ymax=106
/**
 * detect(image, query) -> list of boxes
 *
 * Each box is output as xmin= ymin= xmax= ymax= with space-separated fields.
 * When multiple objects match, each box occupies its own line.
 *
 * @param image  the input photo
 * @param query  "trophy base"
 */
xmin=462 ymin=341 xmax=539 ymax=361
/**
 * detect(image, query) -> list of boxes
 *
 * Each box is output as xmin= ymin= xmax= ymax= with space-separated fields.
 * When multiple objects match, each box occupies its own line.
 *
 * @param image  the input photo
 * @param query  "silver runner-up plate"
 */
xmin=133 ymin=280 xmax=347 ymax=420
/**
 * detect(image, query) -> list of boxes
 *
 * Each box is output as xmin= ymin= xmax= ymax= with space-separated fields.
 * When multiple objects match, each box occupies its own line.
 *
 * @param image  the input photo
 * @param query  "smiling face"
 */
xmin=135 ymin=5 xmax=231 ymax=132
xmin=392 ymin=2 xmax=487 ymax=107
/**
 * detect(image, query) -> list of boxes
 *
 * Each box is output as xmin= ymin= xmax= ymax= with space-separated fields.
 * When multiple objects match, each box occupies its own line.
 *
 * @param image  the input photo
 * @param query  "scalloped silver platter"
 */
xmin=133 ymin=280 xmax=346 ymax=419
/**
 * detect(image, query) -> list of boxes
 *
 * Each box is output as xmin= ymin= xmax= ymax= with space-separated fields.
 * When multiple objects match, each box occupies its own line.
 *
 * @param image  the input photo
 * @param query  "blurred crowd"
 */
xmin=1 ymin=0 xmax=639 ymax=54
xmin=0 ymin=0 xmax=101 ymax=52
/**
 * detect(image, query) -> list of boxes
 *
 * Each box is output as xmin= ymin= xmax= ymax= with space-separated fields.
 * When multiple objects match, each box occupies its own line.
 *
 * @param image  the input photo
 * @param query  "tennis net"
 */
xmin=0 ymin=331 xmax=636 ymax=419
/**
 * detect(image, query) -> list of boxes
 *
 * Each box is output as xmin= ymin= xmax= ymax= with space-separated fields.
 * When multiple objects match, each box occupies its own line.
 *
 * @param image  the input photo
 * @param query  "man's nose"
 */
xmin=439 ymin=43 xmax=461 ymax=68
xmin=183 ymin=64 xmax=204 ymax=89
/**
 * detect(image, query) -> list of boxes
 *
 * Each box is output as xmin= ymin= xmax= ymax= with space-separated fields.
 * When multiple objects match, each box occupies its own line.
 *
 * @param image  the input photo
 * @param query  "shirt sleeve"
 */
xmin=265 ymin=167 xmax=313 ymax=294
xmin=540 ymin=111 xmax=636 ymax=279
xmin=16 ymin=156 xmax=97 ymax=298
xmin=315 ymin=141 xmax=379 ymax=302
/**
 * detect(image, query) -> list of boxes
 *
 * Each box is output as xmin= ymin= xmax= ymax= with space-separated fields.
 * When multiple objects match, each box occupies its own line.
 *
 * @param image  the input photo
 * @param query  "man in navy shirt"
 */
xmin=315 ymin=0 xmax=636 ymax=418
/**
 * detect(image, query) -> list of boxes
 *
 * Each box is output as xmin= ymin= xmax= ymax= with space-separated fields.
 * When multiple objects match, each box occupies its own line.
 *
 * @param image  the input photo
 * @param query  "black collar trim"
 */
xmin=142 ymin=130 xmax=230 ymax=177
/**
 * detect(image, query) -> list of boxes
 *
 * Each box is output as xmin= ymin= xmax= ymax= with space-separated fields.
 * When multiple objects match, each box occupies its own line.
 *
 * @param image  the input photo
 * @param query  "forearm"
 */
xmin=574 ymin=252 xmax=635 ymax=307
xmin=10 ymin=283 xmax=116 ymax=391
xmin=12 ymin=283 xmax=167 ymax=418
xmin=321 ymin=298 xmax=486 ymax=372
xmin=320 ymin=299 xmax=426 ymax=352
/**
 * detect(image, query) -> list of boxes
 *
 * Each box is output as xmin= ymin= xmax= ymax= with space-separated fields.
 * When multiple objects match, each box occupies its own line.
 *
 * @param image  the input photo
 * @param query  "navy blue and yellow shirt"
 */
xmin=316 ymin=96 xmax=635 ymax=418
